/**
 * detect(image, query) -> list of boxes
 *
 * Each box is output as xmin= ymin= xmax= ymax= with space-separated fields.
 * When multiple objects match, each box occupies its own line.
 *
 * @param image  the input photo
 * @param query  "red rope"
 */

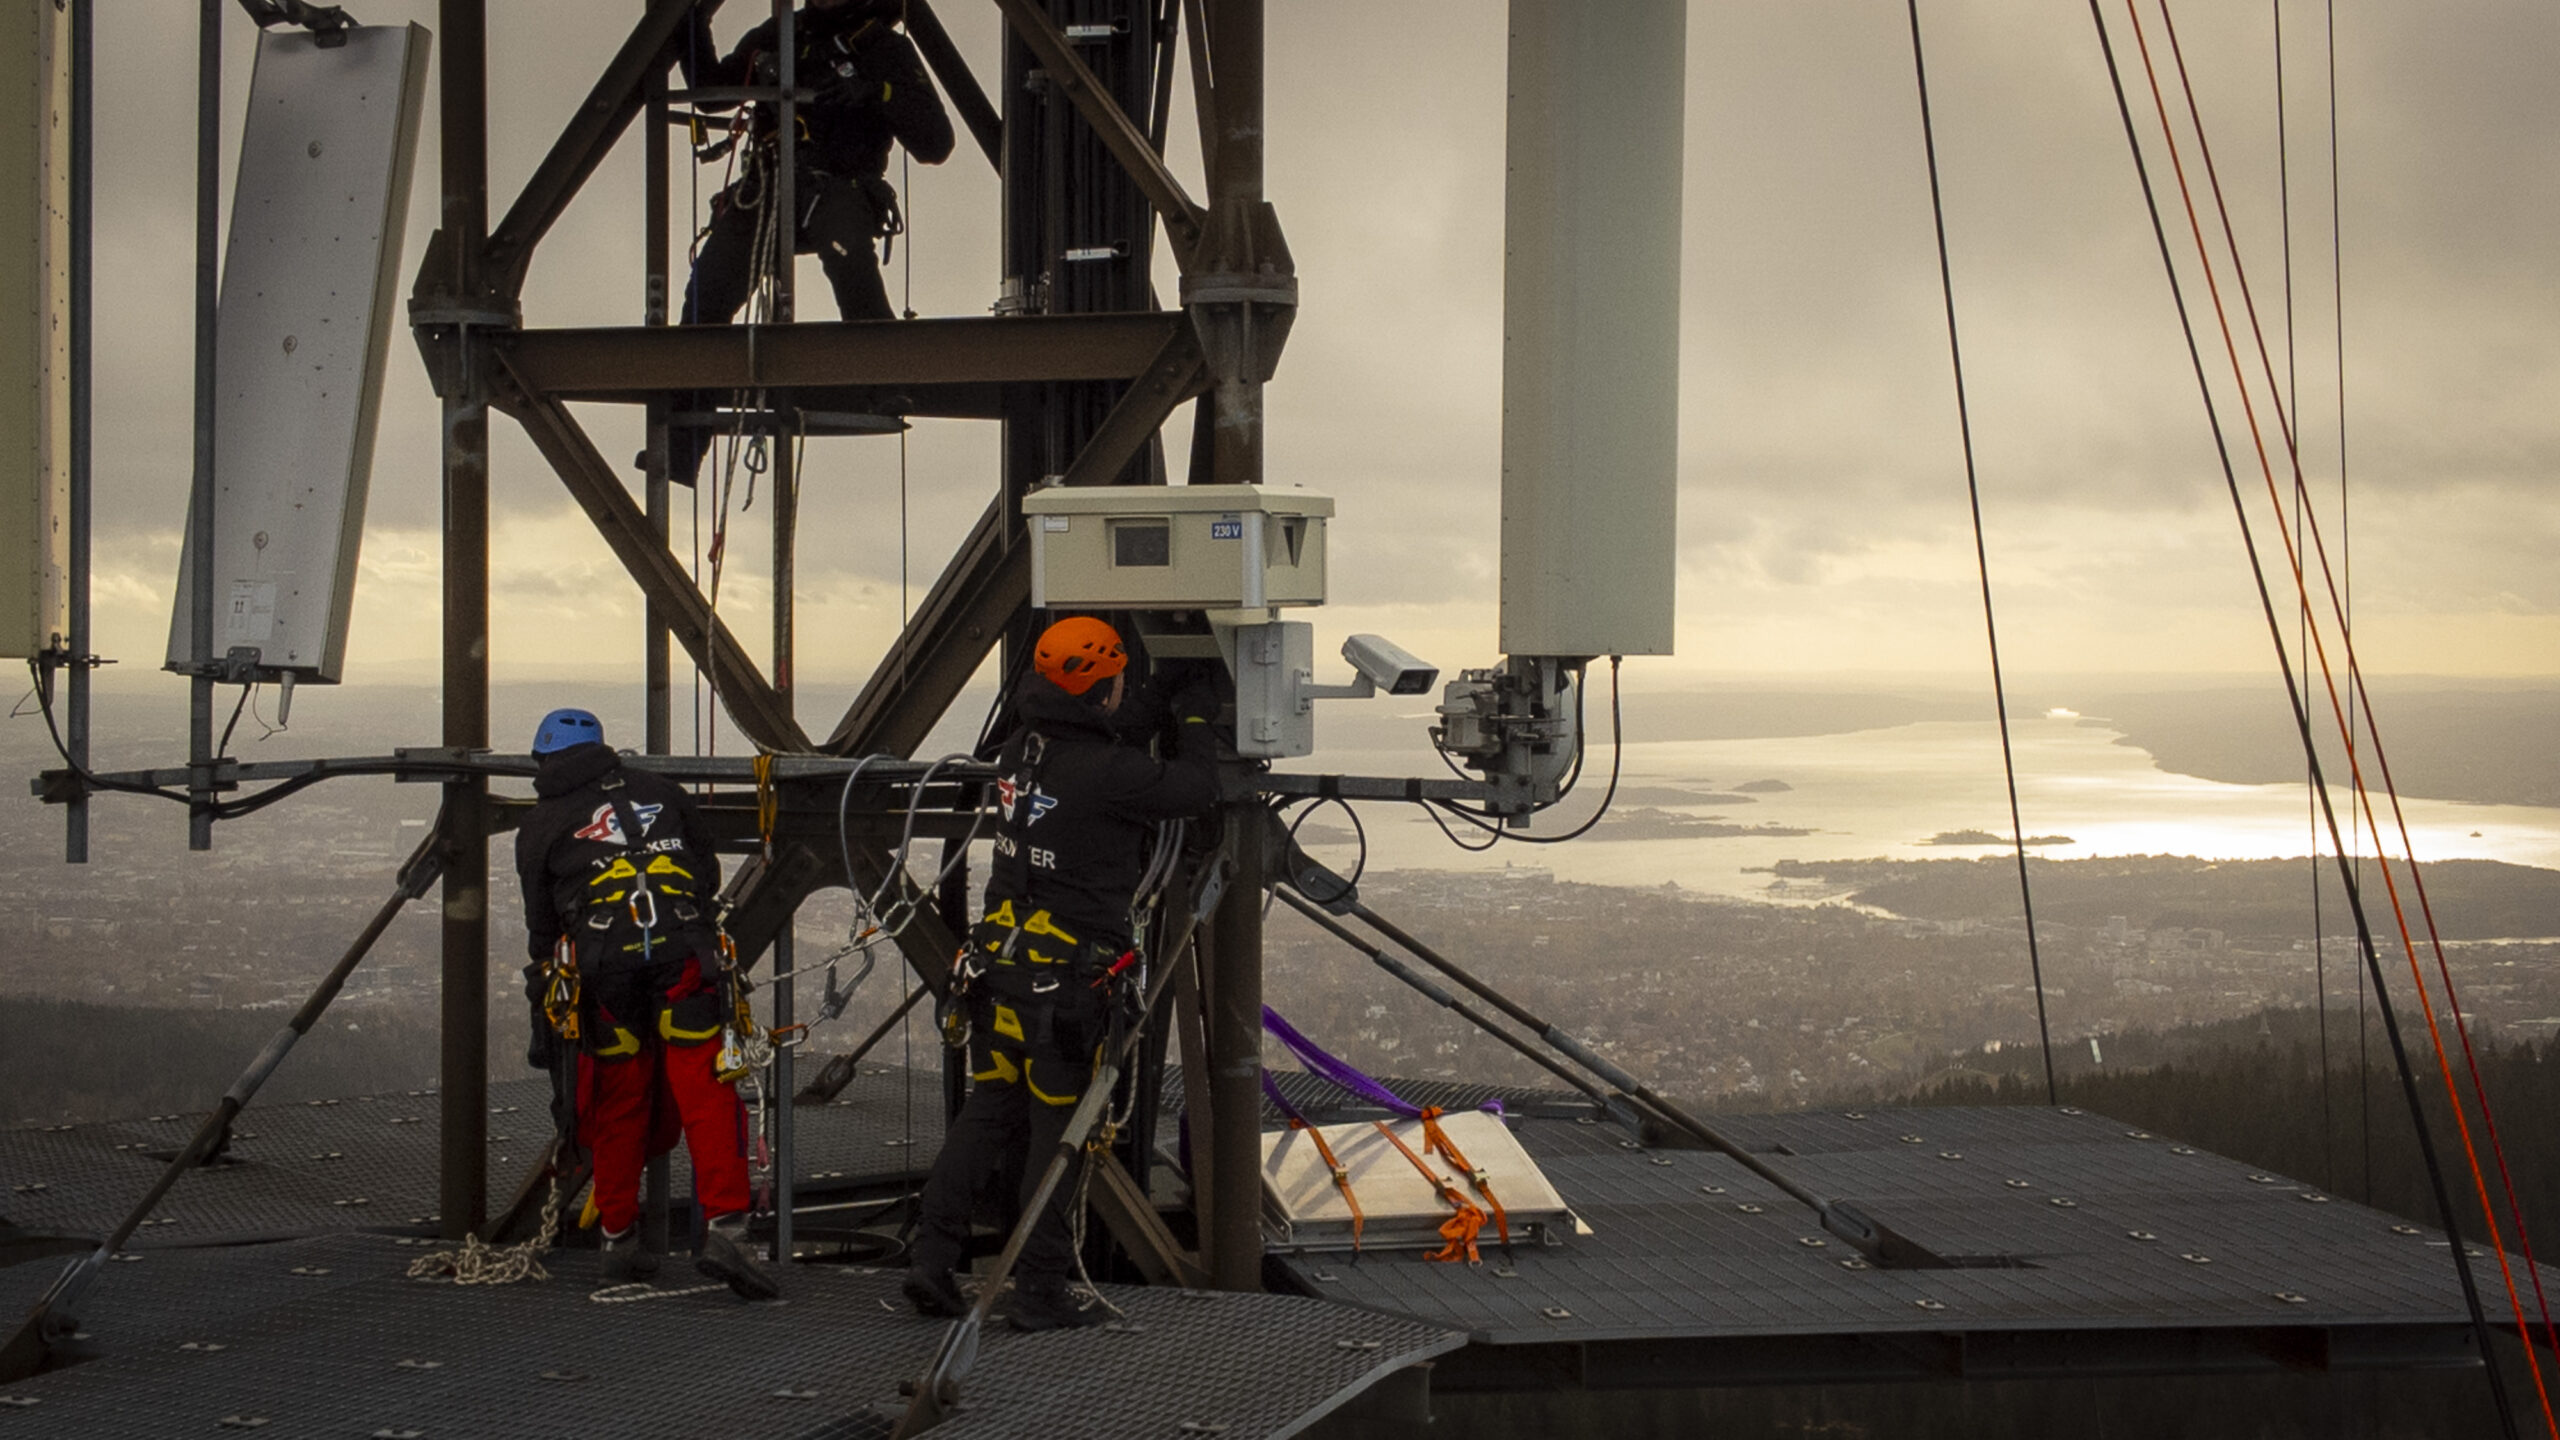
xmin=2145 ymin=0 xmax=2560 ymax=1366
xmin=2122 ymin=5 xmax=2560 ymax=1424
xmin=2146 ymin=2 xmax=2560 ymax=1356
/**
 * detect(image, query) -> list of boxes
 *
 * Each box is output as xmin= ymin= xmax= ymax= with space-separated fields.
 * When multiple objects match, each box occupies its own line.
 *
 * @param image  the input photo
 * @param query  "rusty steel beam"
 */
xmin=490 ymin=355 xmax=812 ymax=753
xmin=992 ymin=0 xmax=1203 ymax=264
xmin=820 ymin=328 xmax=1208 ymax=758
xmin=483 ymin=0 xmax=716 ymax=297
xmin=502 ymin=311 xmax=1187 ymax=397
xmin=905 ymin=0 xmax=1001 ymax=170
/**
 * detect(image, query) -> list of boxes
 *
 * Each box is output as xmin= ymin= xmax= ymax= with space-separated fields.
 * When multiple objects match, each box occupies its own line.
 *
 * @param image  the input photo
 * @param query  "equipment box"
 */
xmin=1024 ymin=484 xmax=1331 ymax=611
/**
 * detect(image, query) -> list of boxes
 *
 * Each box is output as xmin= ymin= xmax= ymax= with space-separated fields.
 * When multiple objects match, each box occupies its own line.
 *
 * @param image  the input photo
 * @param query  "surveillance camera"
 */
xmin=1341 ymin=634 xmax=1439 ymax=696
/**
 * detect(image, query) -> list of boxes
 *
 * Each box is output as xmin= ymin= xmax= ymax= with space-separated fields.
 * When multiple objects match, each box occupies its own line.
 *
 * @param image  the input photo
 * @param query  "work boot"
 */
xmin=1006 ymin=1277 xmax=1105 ymax=1333
xmin=600 ymin=1226 xmax=659 ymax=1283
xmin=901 ymin=1263 xmax=967 ymax=1319
xmin=695 ymin=1214 xmax=782 ymax=1301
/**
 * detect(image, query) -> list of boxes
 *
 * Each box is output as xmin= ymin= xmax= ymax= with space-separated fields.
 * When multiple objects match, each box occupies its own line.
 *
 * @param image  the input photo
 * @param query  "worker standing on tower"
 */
xmin=514 ymin=708 xmax=777 ymax=1301
xmin=662 ymin=0 xmax=956 ymax=484
xmin=904 ymin=619 xmax=1220 ymax=1330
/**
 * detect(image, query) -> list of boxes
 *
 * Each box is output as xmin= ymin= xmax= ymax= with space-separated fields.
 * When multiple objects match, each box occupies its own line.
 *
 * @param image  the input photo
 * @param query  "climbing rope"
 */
xmin=2089 ymin=4 xmax=2554 ymax=1432
xmin=2135 ymin=0 xmax=2560 ymax=1398
xmin=589 ymin=1280 xmax=730 ymax=1304
xmin=405 ymin=1178 xmax=563 ymax=1287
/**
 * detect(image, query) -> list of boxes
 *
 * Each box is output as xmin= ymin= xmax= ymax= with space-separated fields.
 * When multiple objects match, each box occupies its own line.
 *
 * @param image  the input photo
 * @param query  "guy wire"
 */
xmin=1904 ymin=0 xmax=2057 ymax=1105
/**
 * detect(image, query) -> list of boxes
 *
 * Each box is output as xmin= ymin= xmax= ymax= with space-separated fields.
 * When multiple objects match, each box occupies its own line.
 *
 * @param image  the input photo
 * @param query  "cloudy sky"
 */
xmin=74 ymin=0 xmax=2560 ymax=718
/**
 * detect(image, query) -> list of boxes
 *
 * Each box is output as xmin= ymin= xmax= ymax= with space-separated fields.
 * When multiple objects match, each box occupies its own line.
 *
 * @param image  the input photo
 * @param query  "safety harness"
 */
xmin=534 ymin=771 xmax=752 ymax=1067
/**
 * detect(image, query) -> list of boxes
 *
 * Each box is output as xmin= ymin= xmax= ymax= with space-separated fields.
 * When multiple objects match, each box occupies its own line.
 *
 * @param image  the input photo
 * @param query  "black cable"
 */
xmin=24 ymin=659 xmax=188 ymax=804
xmin=1429 ymin=656 xmax=1624 ymax=847
xmin=1906 ymin=0 xmax=2057 ymax=1108
xmin=24 ymin=659 xmax=369 ymax=822
xmin=2085 ymin=7 xmax=2517 ymax=1431
xmin=1274 ymin=795 xmax=1366 ymax=908
xmin=215 ymin=683 xmax=254 ymax=759
xmin=1423 ymin=801 xmax=1500 ymax=853
xmin=1550 ymin=665 xmax=1590 ymax=803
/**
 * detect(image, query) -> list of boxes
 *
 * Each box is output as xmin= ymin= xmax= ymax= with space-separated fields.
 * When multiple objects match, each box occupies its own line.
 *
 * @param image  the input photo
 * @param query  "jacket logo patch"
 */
xmin=996 ymin=777 xmax=1059 ymax=826
xmin=574 ymin=801 xmax=662 ymax=845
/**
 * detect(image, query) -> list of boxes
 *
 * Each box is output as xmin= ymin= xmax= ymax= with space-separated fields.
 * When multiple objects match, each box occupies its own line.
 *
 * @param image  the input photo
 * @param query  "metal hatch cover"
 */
xmin=1263 ymin=1110 xmax=1576 ymax=1253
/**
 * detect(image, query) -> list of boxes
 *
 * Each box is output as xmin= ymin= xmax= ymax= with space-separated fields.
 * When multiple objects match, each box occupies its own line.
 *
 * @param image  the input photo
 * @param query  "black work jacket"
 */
xmin=982 ymin=678 xmax=1218 ymax=951
xmin=513 ymin=744 xmax=724 ymax=966
xmin=685 ymin=8 xmax=955 ymax=180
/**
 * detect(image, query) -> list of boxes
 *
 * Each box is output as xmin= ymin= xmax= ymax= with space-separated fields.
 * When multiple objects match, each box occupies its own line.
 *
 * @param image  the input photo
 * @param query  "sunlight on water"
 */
xmin=1293 ymin=716 xmax=2560 ymax=903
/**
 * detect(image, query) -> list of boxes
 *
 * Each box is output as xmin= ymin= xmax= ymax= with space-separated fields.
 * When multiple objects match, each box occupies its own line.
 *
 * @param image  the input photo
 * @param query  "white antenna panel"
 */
xmin=0 ymin=0 xmax=72 ymax=661
xmin=166 ymin=24 xmax=429 ymax=682
xmin=1498 ymin=0 xmax=1685 ymax=659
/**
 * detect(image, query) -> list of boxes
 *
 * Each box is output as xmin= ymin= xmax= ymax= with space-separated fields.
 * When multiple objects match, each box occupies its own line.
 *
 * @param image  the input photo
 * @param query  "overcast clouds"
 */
xmin=71 ymin=0 xmax=2560 ymax=712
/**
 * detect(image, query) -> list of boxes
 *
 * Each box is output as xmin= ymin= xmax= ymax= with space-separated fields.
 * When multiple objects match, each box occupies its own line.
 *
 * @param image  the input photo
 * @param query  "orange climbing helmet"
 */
xmin=1034 ymin=616 xmax=1127 ymax=697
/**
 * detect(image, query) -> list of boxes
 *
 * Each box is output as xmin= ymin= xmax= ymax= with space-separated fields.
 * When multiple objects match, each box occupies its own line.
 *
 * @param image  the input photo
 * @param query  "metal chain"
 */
xmin=405 ymin=1179 xmax=562 ymax=1286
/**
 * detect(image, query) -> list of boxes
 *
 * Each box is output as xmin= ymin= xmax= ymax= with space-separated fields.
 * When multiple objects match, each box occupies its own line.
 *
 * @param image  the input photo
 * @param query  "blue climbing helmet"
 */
xmin=532 ymin=707 xmax=605 ymax=755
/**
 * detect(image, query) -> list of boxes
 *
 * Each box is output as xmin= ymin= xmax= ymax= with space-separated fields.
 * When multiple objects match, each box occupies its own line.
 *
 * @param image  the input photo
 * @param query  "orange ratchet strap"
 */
xmin=1293 ymin=1119 xmax=1363 ymax=1252
xmin=1372 ymin=1120 xmax=1485 ymax=1265
xmin=1419 ymin=1107 xmax=1510 ymax=1252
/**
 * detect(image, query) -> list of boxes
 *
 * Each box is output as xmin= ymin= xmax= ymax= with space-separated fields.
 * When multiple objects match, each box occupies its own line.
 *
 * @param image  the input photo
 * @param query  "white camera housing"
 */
xmin=1225 ymin=623 xmax=1442 ymax=758
xmin=1340 ymin=634 xmax=1439 ymax=696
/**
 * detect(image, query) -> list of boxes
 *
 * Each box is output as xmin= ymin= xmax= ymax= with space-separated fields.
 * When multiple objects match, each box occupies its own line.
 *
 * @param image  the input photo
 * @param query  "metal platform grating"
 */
xmin=1270 ymin=1103 xmax=2552 ymax=1360
xmin=3 ymin=1067 xmax=946 ymax=1247
xmin=0 ymin=1232 xmax=1460 ymax=1440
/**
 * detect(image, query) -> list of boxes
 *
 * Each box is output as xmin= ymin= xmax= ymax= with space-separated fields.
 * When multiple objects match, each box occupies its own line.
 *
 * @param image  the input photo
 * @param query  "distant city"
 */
xmin=6 ymin=680 xmax=2556 ymax=1117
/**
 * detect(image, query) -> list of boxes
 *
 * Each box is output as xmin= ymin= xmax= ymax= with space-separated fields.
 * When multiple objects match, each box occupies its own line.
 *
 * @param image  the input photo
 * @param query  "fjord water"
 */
xmin=1300 ymin=714 xmax=2560 ymax=903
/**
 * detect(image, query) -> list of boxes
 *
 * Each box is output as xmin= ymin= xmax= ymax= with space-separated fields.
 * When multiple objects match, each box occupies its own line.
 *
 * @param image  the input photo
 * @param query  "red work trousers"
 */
xmin=576 ymin=1034 xmax=751 ymax=1235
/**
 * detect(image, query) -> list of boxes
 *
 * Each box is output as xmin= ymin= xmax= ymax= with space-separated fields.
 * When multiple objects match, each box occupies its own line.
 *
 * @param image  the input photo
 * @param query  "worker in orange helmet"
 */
xmin=904 ymin=616 xmax=1219 ymax=1330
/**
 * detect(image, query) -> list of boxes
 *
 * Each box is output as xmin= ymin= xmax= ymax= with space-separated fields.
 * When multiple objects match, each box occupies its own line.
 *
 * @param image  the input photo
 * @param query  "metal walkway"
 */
xmin=9 ymin=1072 xmax=2534 ymax=1411
xmin=1259 ymin=1095 xmax=2525 ymax=1388
xmin=0 ymin=1232 xmax=1459 ymax=1439
xmin=4 ymin=1066 xmax=944 ymax=1249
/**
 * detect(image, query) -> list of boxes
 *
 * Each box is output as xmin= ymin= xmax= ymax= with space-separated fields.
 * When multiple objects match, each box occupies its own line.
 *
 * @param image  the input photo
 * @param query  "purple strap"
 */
xmin=1261 ymin=1069 xmax=1314 ymax=1127
xmin=1262 ymin=1005 xmax=1503 ymax=1119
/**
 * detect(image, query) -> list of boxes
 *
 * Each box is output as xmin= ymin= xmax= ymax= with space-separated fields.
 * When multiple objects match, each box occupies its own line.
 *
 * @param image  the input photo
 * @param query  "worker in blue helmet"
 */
xmin=514 ymin=708 xmax=775 ymax=1300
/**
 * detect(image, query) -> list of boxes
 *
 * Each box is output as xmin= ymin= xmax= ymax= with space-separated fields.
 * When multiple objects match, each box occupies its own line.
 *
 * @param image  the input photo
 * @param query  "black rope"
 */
xmin=2083 ymin=6 xmax=2517 ymax=1432
xmin=1904 ymin=0 xmax=2057 ymax=1106
xmin=2273 ymin=0 xmax=2337 ymax=1197
xmin=2323 ymin=0 xmax=2372 ymax=1211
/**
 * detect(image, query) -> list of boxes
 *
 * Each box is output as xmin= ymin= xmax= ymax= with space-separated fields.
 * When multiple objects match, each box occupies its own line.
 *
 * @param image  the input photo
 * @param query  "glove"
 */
xmin=526 ymin=1001 xmax=560 ymax=1070
xmin=1169 ymin=680 xmax=1219 ymax=727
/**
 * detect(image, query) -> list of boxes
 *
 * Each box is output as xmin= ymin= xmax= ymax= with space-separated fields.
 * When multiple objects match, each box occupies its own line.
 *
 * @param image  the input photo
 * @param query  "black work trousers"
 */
xmin=683 ymin=169 xmax=894 ymax=325
xmin=911 ymin=987 xmax=1107 ymax=1287
xmin=667 ymin=171 xmax=893 ymax=484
